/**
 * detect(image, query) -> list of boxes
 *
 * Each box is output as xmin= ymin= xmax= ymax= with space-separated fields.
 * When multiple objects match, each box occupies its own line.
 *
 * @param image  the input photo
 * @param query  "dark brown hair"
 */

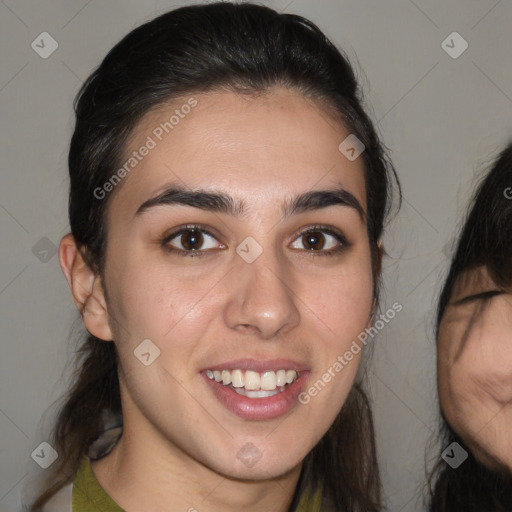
xmin=31 ymin=3 xmax=399 ymax=510
xmin=429 ymin=142 xmax=512 ymax=511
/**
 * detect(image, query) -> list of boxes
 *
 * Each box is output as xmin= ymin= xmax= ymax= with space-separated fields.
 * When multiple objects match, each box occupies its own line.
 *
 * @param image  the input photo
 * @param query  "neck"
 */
xmin=90 ymin=399 xmax=303 ymax=512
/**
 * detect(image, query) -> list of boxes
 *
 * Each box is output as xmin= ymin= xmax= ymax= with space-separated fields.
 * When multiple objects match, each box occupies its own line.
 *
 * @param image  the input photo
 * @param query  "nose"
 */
xmin=223 ymin=245 xmax=301 ymax=340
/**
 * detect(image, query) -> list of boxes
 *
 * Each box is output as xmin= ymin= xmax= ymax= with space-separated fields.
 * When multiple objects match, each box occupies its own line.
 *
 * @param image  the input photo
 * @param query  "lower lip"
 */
xmin=203 ymin=372 xmax=309 ymax=421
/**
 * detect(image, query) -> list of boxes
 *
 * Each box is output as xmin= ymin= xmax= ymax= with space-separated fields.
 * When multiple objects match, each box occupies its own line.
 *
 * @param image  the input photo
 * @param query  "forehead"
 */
xmin=108 ymin=87 xmax=367 ymax=218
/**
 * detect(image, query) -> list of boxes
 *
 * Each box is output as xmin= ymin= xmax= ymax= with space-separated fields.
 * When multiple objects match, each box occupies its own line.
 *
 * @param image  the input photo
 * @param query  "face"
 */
xmin=96 ymin=87 xmax=374 ymax=480
xmin=438 ymin=265 xmax=512 ymax=471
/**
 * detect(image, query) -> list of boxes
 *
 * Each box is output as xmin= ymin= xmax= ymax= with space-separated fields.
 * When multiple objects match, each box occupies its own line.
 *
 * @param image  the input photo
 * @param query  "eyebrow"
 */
xmin=134 ymin=184 xmax=366 ymax=222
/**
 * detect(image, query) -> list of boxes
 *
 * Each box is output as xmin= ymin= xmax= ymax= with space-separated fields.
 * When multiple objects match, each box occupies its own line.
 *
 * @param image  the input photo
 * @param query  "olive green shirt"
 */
xmin=72 ymin=456 xmax=324 ymax=512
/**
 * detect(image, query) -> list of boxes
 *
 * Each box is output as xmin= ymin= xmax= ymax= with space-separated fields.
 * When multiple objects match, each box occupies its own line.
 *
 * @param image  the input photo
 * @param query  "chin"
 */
xmin=204 ymin=451 xmax=302 ymax=482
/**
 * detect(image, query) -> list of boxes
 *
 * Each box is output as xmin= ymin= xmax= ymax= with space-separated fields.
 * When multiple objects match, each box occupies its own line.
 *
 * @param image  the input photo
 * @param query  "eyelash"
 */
xmin=161 ymin=223 xmax=349 ymax=258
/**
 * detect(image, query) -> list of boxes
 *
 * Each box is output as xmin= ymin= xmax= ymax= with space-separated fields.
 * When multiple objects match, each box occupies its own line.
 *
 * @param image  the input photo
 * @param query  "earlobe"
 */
xmin=58 ymin=233 xmax=113 ymax=341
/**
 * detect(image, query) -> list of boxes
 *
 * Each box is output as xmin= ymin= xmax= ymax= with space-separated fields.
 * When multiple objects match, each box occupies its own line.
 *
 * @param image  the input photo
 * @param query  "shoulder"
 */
xmin=295 ymin=483 xmax=338 ymax=512
xmin=36 ymin=423 xmax=122 ymax=512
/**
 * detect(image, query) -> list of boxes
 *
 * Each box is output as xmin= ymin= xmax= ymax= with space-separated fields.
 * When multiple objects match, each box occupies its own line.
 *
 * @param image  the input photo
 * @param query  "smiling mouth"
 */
xmin=203 ymin=365 xmax=308 ymax=420
xmin=205 ymin=369 xmax=299 ymax=398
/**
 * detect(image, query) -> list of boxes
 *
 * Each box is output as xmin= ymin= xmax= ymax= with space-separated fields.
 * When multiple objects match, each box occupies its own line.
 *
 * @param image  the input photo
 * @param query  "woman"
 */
xmin=28 ymin=2 xmax=399 ymax=511
xmin=430 ymin=143 xmax=512 ymax=510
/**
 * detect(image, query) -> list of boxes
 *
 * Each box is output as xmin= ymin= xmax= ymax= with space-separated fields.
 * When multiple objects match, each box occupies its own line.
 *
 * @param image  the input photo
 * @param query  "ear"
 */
xmin=58 ymin=233 xmax=113 ymax=341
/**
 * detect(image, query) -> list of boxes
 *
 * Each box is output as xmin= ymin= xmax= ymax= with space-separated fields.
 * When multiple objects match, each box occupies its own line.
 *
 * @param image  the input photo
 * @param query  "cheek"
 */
xmin=437 ymin=323 xmax=455 ymax=379
xmin=107 ymin=257 xmax=219 ymax=340
xmin=304 ymin=258 xmax=374 ymax=347
xmin=107 ymin=240 xmax=374 ymax=366
xmin=437 ymin=321 xmax=467 ymax=412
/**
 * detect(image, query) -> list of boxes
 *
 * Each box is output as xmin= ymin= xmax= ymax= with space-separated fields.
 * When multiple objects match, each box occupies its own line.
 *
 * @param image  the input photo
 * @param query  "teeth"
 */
xmin=244 ymin=370 xmax=260 ymax=390
xmin=231 ymin=369 xmax=244 ymax=388
xmin=221 ymin=370 xmax=231 ymax=385
xmin=261 ymin=371 xmax=276 ymax=391
xmin=234 ymin=387 xmax=284 ymax=398
xmin=285 ymin=370 xmax=296 ymax=384
xmin=205 ymin=369 xmax=299 ymax=391
xmin=276 ymin=369 xmax=286 ymax=387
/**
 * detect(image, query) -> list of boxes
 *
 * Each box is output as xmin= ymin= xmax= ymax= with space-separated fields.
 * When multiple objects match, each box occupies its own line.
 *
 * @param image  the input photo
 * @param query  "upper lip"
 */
xmin=201 ymin=358 xmax=310 ymax=373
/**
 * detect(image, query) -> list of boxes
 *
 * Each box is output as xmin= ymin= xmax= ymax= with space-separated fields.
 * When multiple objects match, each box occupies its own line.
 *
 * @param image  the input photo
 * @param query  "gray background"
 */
xmin=1 ymin=0 xmax=511 ymax=511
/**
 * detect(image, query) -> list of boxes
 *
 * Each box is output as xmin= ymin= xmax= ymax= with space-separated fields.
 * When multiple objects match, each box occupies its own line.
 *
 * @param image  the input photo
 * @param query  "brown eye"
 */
xmin=180 ymin=229 xmax=204 ymax=251
xmin=303 ymin=230 xmax=326 ymax=250
xmin=162 ymin=225 xmax=224 ymax=257
xmin=290 ymin=226 xmax=347 ymax=255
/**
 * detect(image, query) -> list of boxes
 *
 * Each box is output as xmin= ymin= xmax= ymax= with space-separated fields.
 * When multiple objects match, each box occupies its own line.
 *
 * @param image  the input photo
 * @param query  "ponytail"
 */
xmin=30 ymin=334 xmax=120 ymax=510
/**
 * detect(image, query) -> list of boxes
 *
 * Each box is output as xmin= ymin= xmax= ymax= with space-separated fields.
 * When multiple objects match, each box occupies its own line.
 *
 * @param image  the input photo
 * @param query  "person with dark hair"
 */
xmin=27 ymin=2 xmax=399 ymax=511
xmin=430 ymin=143 xmax=512 ymax=511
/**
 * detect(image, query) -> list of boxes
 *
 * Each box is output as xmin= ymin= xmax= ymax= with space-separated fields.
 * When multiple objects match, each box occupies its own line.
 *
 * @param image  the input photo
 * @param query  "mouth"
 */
xmin=201 ymin=360 xmax=309 ymax=420
xmin=206 ymin=368 xmax=300 ymax=398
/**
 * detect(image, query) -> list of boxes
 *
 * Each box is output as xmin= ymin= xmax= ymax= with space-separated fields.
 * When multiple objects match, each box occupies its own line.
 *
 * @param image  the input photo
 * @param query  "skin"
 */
xmin=59 ymin=87 xmax=376 ymax=511
xmin=438 ymin=265 xmax=512 ymax=472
